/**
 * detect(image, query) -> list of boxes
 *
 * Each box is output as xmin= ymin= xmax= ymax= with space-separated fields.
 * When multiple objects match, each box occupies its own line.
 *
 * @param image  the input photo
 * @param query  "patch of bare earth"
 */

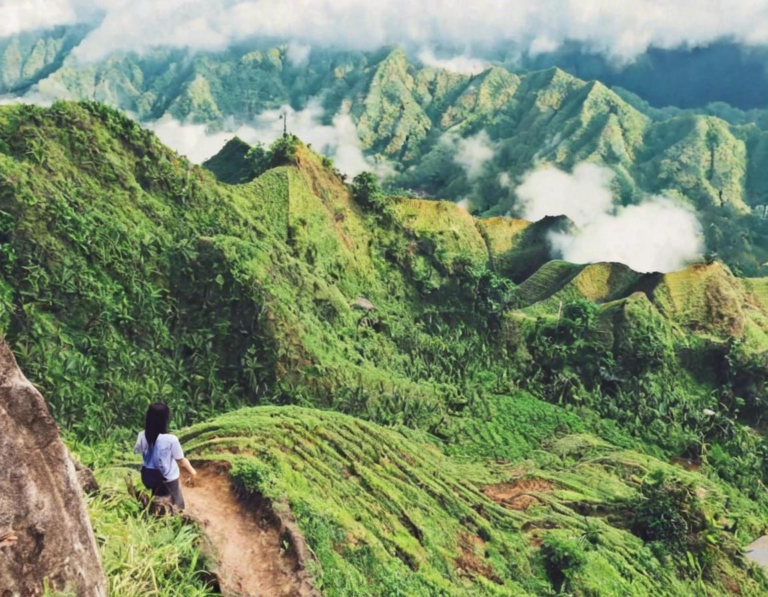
xmin=454 ymin=532 xmax=502 ymax=584
xmin=670 ymin=456 xmax=702 ymax=472
xmin=181 ymin=462 xmax=317 ymax=597
xmin=483 ymin=478 xmax=554 ymax=511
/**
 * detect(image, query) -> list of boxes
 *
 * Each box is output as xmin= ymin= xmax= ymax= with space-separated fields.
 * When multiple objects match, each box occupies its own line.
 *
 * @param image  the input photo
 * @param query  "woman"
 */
xmin=134 ymin=402 xmax=196 ymax=509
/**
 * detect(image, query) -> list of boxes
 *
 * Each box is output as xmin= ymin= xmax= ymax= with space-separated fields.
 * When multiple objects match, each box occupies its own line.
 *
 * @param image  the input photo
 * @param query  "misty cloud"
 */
xmin=147 ymin=119 xmax=253 ymax=164
xmin=456 ymin=198 xmax=473 ymax=211
xmin=148 ymin=98 xmax=393 ymax=179
xmin=516 ymin=163 xmax=614 ymax=227
xmin=6 ymin=1 xmax=768 ymax=62
xmin=0 ymin=0 xmax=77 ymax=39
xmin=445 ymin=131 xmax=495 ymax=181
xmin=516 ymin=163 xmax=704 ymax=273
xmin=549 ymin=198 xmax=705 ymax=273
xmin=417 ymin=48 xmax=489 ymax=74
xmin=286 ymin=42 xmax=312 ymax=66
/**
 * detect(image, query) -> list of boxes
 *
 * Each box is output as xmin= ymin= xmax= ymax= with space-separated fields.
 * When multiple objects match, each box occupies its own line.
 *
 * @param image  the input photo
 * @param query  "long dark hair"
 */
xmin=144 ymin=402 xmax=170 ymax=447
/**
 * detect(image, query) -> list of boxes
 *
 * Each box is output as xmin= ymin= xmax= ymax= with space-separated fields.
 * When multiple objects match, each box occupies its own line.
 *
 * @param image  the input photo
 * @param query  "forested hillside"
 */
xmin=1 ymin=101 xmax=768 ymax=594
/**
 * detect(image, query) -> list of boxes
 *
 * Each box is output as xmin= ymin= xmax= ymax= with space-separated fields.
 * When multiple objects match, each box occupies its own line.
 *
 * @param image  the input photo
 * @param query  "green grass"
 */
xmin=175 ymin=405 xmax=768 ymax=597
xmin=82 ymin=466 xmax=217 ymax=597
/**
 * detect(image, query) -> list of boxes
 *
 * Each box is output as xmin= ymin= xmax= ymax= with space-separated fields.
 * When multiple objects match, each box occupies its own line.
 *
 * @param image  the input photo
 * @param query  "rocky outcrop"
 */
xmin=0 ymin=340 xmax=106 ymax=596
xmin=351 ymin=297 xmax=376 ymax=311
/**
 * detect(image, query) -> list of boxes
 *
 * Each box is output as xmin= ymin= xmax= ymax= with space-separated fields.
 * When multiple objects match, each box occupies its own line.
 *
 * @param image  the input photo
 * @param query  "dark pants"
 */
xmin=153 ymin=478 xmax=186 ymax=510
xmin=142 ymin=468 xmax=186 ymax=509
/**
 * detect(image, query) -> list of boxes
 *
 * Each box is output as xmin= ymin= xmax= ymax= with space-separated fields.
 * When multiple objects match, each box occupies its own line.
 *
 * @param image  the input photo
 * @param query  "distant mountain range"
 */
xmin=2 ymin=28 xmax=767 ymax=277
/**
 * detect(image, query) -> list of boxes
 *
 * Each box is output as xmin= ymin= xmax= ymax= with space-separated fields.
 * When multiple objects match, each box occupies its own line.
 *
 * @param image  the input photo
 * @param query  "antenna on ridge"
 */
xmin=280 ymin=111 xmax=288 ymax=137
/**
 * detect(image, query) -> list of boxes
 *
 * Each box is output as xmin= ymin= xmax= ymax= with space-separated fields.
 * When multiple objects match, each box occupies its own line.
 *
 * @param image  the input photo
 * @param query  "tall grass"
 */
xmin=87 ymin=469 xmax=217 ymax=597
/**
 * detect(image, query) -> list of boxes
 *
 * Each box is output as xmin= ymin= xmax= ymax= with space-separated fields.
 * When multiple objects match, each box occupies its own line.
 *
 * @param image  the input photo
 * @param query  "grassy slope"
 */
xmin=2 ymin=102 xmax=768 ymax=595
xmin=177 ymin=405 xmax=768 ymax=597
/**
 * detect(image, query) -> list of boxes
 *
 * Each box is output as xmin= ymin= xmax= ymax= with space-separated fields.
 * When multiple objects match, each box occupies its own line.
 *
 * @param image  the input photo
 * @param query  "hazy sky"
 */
xmin=2 ymin=0 xmax=768 ymax=62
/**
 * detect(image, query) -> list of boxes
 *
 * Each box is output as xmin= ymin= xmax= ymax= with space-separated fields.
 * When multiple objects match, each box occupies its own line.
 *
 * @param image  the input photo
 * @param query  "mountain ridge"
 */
xmin=1 ymin=36 xmax=766 ymax=275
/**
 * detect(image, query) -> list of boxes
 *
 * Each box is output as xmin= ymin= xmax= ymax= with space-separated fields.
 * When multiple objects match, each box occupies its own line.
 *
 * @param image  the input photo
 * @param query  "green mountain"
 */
xmin=2 ymin=101 xmax=768 ymax=595
xmin=4 ymin=36 xmax=768 ymax=275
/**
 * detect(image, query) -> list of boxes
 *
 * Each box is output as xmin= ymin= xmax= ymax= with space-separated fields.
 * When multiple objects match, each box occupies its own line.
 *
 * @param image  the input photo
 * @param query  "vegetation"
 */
xmin=1 ymin=101 xmax=767 ymax=595
xmin=5 ymin=38 xmax=767 ymax=274
xmin=179 ymin=406 xmax=768 ymax=596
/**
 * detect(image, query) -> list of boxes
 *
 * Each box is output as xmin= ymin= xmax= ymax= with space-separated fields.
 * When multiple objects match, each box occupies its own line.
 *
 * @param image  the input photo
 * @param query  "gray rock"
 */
xmin=351 ymin=297 xmax=375 ymax=311
xmin=0 ymin=339 xmax=107 ymax=596
xmin=72 ymin=457 xmax=100 ymax=496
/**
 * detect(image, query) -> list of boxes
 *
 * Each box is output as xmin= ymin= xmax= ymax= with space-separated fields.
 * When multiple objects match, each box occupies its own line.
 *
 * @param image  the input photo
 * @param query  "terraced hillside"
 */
xmin=175 ymin=406 xmax=768 ymax=596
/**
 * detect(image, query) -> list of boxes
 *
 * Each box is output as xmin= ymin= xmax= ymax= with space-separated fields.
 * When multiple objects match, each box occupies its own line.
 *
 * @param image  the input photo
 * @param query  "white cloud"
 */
xmin=147 ymin=98 xmax=394 ymax=179
xmin=0 ymin=0 xmax=77 ymax=38
xmin=147 ymin=118 xmax=253 ymax=164
xmin=456 ymin=198 xmax=472 ymax=211
xmin=286 ymin=42 xmax=311 ymax=66
xmin=6 ymin=0 xmax=768 ymax=63
xmin=0 ymin=91 xmax=56 ymax=106
xmin=417 ymin=48 xmax=489 ymax=75
xmin=549 ymin=197 xmax=705 ymax=273
xmin=516 ymin=163 xmax=704 ymax=272
xmin=516 ymin=162 xmax=613 ymax=227
xmin=445 ymin=131 xmax=495 ymax=180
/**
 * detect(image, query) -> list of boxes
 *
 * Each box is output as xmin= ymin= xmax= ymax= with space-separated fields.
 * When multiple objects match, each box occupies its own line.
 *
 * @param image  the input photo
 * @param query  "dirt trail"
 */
xmin=181 ymin=462 xmax=315 ymax=597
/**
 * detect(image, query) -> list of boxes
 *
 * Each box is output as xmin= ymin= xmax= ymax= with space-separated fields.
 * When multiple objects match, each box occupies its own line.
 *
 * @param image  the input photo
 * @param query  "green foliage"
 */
xmin=352 ymin=171 xmax=391 ymax=215
xmin=525 ymin=299 xmax=615 ymax=403
xmin=3 ymin=100 xmax=768 ymax=595
xmin=87 ymin=470 xmax=217 ymax=597
xmin=201 ymin=137 xmax=253 ymax=184
xmin=179 ymin=406 xmax=768 ymax=596
xmin=5 ymin=36 xmax=768 ymax=272
xmin=268 ymin=134 xmax=301 ymax=166
xmin=630 ymin=470 xmax=722 ymax=578
xmin=230 ymin=457 xmax=276 ymax=497
xmin=540 ymin=533 xmax=588 ymax=592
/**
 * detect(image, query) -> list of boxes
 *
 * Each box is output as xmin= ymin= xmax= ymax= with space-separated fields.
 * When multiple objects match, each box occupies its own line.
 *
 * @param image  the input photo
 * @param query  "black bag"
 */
xmin=140 ymin=441 xmax=166 ymax=491
xmin=141 ymin=465 xmax=165 ymax=490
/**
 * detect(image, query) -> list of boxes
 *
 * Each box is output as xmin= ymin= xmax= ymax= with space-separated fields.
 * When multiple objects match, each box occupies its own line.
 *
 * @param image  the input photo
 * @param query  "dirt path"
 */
xmin=180 ymin=462 xmax=315 ymax=597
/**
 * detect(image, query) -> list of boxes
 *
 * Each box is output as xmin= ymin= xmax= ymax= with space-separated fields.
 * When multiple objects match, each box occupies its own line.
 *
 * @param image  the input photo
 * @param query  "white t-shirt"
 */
xmin=134 ymin=431 xmax=184 ymax=482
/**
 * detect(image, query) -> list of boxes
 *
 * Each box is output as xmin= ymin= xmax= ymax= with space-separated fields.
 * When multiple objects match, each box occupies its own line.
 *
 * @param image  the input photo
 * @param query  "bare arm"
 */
xmin=177 ymin=458 xmax=197 ymax=476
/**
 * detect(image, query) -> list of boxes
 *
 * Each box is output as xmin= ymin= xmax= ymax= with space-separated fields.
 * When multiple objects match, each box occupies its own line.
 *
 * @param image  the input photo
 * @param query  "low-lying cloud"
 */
xmin=5 ymin=0 xmax=768 ymax=63
xmin=515 ymin=163 xmax=704 ymax=273
xmin=417 ymin=48 xmax=489 ymax=75
xmin=147 ymin=119 xmax=254 ymax=165
xmin=149 ymin=98 xmax=393 ymax=179
xmin=517 ymin=163 xmax=613 ymax=227
xmin=445 ymin=131 xmax=495 ymax=181
xmin=0 ymin=0 xmax=76 ymax=39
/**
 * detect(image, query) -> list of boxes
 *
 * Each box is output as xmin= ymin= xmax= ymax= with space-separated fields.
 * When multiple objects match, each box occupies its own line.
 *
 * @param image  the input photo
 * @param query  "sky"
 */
xmin=2 ymin=0 xmax=768 ymax=63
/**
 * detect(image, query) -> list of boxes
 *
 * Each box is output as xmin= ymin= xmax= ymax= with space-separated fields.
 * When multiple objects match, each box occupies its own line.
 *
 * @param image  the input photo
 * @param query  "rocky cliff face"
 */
xmin=0 ymin=340 xmax=106 ymax=596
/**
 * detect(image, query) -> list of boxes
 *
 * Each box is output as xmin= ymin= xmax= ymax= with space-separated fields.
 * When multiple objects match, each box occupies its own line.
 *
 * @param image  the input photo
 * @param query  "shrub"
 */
xmin=352 ymin=172 xmax=390 ymax=214
xmin=540 ymin=533 xmax=587 ymax=591
xmin=231 ymin=457 xmax=276 ymax=497
xmin=268 ymin=134 xmax=301 ymax=167
xmin=630 ymin=470 xmax=722 ymax=577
